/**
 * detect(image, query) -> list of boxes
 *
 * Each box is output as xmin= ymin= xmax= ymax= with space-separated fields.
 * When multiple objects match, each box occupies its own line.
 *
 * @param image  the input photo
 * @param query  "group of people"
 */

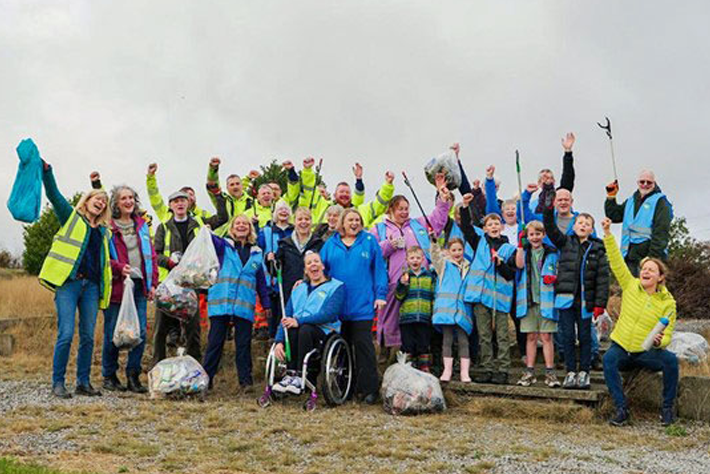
xmin=30 ymin=133 xmax=679 ymax=426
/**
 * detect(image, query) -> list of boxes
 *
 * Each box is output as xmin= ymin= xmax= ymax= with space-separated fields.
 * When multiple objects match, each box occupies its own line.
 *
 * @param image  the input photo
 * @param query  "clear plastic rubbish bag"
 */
xmin=667 ymin=331 xmax=710 ymax=364
xmin=595 ymin=312 xmax=614 ymax=342
xmin=148 ymin=348 xmax=209 ymax=399
xmin=112 ymin=277 xmax=142 ymax=350
xmin=381 ymin=353 xmax=446 ymax=415
xmin=155 ymin=273 xmax=199 ymax=321
xmin=424 ymin=149 xmax=461 ymax=190
xmin=172 ymin=226 xmax=219 ymax=289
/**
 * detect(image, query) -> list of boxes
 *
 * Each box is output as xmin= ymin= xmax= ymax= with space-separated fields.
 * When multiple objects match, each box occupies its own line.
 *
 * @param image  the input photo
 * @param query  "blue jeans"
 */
xmin=603 ymin=342 xmax=679 ymax=410
xmin=102 ymin=279 xmax=148 ymax=378
xmin=52 ymin=279 xmax=100 ymax=387
xmin=558 ymin=306 xmax=592 ymax=372
xmin=554 ymin=319 xmax=599 ymax=359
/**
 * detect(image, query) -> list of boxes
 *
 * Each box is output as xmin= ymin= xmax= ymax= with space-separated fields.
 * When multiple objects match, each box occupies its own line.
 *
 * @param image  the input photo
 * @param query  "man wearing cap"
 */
xmin=604 ymin=170 xmax=673 ymax=276
xmin=152 ymin=182 xmax=228 ymax=366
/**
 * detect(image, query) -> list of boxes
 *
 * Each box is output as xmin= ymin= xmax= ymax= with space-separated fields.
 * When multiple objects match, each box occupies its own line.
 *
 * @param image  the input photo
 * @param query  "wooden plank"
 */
xmin=446 ymin=380 xmax=603 ymax=402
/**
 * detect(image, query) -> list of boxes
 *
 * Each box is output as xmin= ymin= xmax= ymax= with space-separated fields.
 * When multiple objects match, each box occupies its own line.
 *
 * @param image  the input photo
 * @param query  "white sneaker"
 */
xmin=272 ymin=375 xmax=293 ymax=393
xmin=285 ymin=376 xmax=303 ymax=395
xmin=563 ymin=371 xmax=577 ymax=390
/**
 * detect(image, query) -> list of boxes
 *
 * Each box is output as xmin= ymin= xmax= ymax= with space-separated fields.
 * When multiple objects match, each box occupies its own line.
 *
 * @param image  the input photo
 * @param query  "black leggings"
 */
xmin=341 ymin=320 xmax=379 ymax=397
xmin=284 ymin=324 xmax=326 ymax=383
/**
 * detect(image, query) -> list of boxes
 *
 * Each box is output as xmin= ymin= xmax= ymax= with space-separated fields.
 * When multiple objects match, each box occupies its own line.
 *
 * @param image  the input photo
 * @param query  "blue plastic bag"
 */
xmin=7 ymin=138 xmax=43 ymax=223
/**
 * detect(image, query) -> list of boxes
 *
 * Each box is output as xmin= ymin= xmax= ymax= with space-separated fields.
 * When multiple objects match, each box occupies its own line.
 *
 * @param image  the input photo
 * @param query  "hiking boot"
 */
xmin=491 ymin=372 xmax=509 ymax=385
xmin=102 ymin=375 xmax=127 ymax=392
xmin=474 ymin=371 xmax=493 ymax=384
xmin=544 ymin=372 xmax=561 ymax=388
xmin=661 ymin=407 xmax=676 ymax=426
xmin=576 ymin=371 xmax=591 ymax=390
xmin=562 ymin=372 xmax=577 ymax=389
xmin=127 ymin=371 xmax=148 ymax=394
xmin=75 ymin=384 xmax=102 ymax=397
xmin=610 ymin=408 xmax=629 ymax=427
xmin=52 ymin=384 xmax=72 ymax=399
xmin=516 ymin=370 xmax=536 ymax=387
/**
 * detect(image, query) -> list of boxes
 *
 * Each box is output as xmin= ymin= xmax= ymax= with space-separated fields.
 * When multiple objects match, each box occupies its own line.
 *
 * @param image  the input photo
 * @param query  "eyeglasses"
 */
xmin=638 ymin=180 xmax=654 ymax=186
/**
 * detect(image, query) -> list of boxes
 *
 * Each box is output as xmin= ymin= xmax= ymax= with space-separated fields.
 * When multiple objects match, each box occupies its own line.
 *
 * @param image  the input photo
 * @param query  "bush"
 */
xmin=21 ymin=194 xmax=81 ymax=275
xmin=0 ymin=249 xmax=21 ymax=269
xmin=666 ymin=217 xmax=710 ymax=320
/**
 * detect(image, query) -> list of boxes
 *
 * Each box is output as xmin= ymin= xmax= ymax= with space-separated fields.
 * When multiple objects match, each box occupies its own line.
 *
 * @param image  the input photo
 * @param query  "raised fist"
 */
xmin=248 ymin=170 xmax=261 ymax=180
xmin=147 ymin=163 xmax=158 ymax=175
xmin=526 ymin=183 xmax=539 ymax=193
xmin=90 ymin=171 xmax=100 ymax=182
xmin=282 ymin=160 xmax=294 ymax=170
xmin=303 ymin=157 xmax=315 ymax=169
xmin=353 ymin=162 xmax=363 ymax=179
xmin=462 ymin=193 xmax=474 ymax=207
xmin=486 ymin=165 xmax=495 ymax=179
xmin=385 ymin=171 xmax=395 ymax=184
xmin=210 ymin=157 xmax=221 ymax=168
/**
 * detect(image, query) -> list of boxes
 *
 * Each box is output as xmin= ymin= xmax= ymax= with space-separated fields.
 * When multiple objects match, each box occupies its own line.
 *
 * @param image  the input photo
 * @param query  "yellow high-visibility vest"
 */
xmin=39 ymin=209 xmax=112 ymax=309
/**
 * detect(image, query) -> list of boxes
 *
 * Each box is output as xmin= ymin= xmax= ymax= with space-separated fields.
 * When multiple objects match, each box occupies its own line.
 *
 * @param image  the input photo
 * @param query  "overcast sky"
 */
xmin=2 ymin=0 xmax=709 ymax=254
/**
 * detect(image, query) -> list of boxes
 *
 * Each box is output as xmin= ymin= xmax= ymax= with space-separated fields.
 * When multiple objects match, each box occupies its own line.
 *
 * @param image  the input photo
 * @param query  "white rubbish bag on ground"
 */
xmin=148 ymin=348 xmax=209 ymax=399
xmin=172 ymin=226 xmax=219 ymax=289
xmin=424 ymin=149 xmax=461 ymax=190
xmin=112 ymin=277 xmax=142 ymax=350
xmin=381 ymin=353 xmax=446 ymax=415
xmin=667 ymin=331 xmax=710 ymax=364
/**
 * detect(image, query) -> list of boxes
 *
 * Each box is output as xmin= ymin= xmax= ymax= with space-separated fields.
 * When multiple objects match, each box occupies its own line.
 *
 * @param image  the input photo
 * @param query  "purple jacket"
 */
xmin=371 ymin=197 xmax=451 ymax=284
xmin=109 ymin=215 xmax=158 ymax=304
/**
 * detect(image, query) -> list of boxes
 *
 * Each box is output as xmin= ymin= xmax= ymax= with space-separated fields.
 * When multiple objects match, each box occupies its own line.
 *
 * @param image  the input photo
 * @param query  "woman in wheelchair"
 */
xmin=272 ymin=251 xmax=345 ymax=395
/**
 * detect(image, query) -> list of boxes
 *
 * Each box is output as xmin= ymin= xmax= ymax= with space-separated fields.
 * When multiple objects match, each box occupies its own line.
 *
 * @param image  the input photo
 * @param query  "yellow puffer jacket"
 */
xmin=604 ymin=234 xmax=676 ymax=353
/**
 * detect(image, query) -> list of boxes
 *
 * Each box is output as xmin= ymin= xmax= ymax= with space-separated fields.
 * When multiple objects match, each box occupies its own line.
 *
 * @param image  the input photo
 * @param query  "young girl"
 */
xmin=514 ymin=221 xmax=561 ymax=388
xmin=431 ymin=238 xmax=472 ymax=383
xmin=395 ymin=246 xmax=436 ymax=372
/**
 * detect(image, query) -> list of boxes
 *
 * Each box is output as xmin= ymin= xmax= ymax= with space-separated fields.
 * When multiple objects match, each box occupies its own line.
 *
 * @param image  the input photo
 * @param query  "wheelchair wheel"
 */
xmin=320 ymin=336 xmax=353 ymax=406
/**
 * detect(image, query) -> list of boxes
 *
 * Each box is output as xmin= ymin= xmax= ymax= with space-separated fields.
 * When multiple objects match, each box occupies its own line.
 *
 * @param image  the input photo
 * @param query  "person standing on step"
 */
xmin=543 ymin=191 xmax=609 ymax=390
xmin=600 ymin=217 xmax=678 ymax=426
xmin=101 ymin=180 xmax=158 ymax=394
xmin=39 ymin=160 xmax=112 ymax=399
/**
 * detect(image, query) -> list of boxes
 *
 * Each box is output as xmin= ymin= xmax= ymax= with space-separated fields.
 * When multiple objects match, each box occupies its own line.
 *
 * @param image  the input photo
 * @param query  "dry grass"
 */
xmin=0 ymin=276 xmax=55 ymax=319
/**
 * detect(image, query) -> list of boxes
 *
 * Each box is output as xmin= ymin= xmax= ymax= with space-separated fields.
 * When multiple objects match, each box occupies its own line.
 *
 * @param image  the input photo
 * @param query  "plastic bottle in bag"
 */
xmin=172 ymin=226 xmax=220 ymax=289
xmin=147 ymin=348 xmax=210 ymax=399
xmin=113 ymin=277 xmax=142 ymax=350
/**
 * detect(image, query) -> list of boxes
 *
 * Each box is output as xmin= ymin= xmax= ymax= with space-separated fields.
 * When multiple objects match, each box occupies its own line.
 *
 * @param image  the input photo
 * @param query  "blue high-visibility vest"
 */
xmin=208 ymin=245 xmax=263 ymax=322
xmin=464 ymin=227 xmax=516 ymax=313
xmin=620 ymin=193 xmax=672 ymax=257
xmin=432 ymin=260 xmax=472 ymax=335
xmin=289 ymin=279 xmax=343 ymax=336
xmin=516 ymin=250 xmax=558 ymax=321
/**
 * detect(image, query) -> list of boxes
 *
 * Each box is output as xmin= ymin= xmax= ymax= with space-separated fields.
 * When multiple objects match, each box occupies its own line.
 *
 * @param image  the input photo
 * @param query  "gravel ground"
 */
xmin=1 ymin=379 xmax=710 ymax=474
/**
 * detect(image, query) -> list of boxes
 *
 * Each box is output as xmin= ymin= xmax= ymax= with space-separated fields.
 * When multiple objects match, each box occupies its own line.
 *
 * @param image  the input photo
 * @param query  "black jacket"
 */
xmin=543 ymin=205 xmax=610 ymax=311
xmin=274 ymin=234 xmax=324 ymax=303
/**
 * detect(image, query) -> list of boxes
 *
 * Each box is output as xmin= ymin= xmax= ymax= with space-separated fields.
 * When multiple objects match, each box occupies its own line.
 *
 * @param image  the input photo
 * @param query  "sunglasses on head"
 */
xmin=638 ymin=180 xmax=654 ymax=186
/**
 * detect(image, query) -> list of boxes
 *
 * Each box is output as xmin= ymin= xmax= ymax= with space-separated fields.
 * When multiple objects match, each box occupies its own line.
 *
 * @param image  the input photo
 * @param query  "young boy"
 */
xmin=460 ymin=194 xmax=517 ymax=385
xmin=543 ymin=191 xmax=610 ymax=390
xmin=395 ymin=246 xmax=436 ymax=372
xmin=514 ymin=221 xmax=561 ymax=387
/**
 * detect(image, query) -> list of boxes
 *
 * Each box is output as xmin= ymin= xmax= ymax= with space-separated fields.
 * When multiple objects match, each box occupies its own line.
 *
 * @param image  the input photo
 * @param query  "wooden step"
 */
xmin=446 ymin=380 xmax=605 ymax=403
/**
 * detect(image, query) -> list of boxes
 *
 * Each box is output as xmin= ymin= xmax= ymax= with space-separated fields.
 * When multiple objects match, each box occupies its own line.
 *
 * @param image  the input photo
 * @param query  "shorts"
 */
xmin=520 ymin=303 xmax=557 ymax=334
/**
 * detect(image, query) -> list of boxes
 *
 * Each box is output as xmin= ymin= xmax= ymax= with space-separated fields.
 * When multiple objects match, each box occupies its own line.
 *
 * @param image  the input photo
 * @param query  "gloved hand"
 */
xmin=518 ymin=230 xmax=527 ymax=249
xmin=606 ymin=180 xmax=619 ymax=198
xmin=169 ymin=251 xmax=183 ymax=265
xmin=542 ymin=275 xmax=557 ymax=285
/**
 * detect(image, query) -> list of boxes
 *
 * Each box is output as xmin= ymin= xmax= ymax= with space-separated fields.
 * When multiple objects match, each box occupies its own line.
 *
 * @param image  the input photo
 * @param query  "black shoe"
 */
xmin=127 ymin=372 xmax=148 ymax=394
xmin=75 ymin=384 xmax=102 ymax=397
xmin=52 ymin=384 xmax=72 ymax=399
xmin=474 ymin=371 xmax=493 ymax=384
xmin=102 ymin=375 xmax=127 ymax=392
xmin=661 ymin=407 xmax=676 ymax=426
xmin=609 ymin=408 xmax=629 ymax=427
xmin=491 ymin=372 xmax=509 ymax=385
xmin=591 ymin=355 xmax=603 ymax=371
xmin=363 ymin=392 xmax=379 ymax=405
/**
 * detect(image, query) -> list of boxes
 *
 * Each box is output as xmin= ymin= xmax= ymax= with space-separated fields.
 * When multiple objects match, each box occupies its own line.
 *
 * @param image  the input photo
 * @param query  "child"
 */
xmin=395 ymin=246 xmax=436 ymax=372
xmin=460 ymin=195 xmax=517 ymax=385
xmin=514 ymin=221 xmax=561 ymax=387
xmin=431 ymin=238 xmax=472 ymax=382
xmin=543 ymin=191 xmax=609 ymax=390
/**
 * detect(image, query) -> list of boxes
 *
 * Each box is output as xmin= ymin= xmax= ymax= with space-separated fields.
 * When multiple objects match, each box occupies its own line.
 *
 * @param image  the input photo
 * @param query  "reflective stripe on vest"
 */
xmin=516 ymin=251 xmax=558 ymax=321
xmin=463 ymin=230 xmax=516 ymax=313
xmin=290 ymin=279 xmax=343 ymax=336
xmin=432 ymin=260 xmax=472 ymax=335
xmin=208 ymin=245 xmax=263 ymax=321
xmin=39 ymin=209 xmax=112 ymax=309
xmin=620 ymin=193 xmax=668 ymax=258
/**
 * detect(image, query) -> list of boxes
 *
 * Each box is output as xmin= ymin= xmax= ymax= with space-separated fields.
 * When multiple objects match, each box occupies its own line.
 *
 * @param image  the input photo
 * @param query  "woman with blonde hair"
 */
xmin=39 ymin=160 xmax=112 ymax=398
xmin=203 ymin=214 xmax=272 ymax=390
xmin=320 ymin=208 xmax=388 ymax=404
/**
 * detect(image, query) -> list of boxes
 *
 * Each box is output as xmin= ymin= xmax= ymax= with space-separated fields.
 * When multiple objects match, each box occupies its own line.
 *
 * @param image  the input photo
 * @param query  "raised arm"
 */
xmin=484 ymin=165 xmax=502 ymax=216
xmin=352 ymin=162 xmax=365 ymax=207
xmin=358 ymin=171 xmax=395 ymax=227
xmin=603 ymin=180 xmax=625 ymax=223
xmin=559 ymin=133 xmax=576 ymax=192
xmin=459 ymin=193 xmax=482 ymax=251
xmin=204 ymin=185 xmax=229 ymax=230
xmin=542 ymin=192 xmax=567 ymax=249
xmin=601 ymin=218 xmax=633 ymax=290
xmin=41 ymin=163 xmax=73 ymax=225
xmin=146 ymin=163 xmax=171 ymax=223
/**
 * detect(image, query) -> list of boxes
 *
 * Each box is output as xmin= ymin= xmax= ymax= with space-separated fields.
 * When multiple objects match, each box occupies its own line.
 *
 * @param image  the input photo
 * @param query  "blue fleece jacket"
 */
xmin=319 ymin=231 xmax=388 ymax=321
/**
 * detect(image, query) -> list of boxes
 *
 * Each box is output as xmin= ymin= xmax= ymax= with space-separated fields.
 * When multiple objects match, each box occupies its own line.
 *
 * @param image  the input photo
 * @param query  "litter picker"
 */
xmin=597 ymin=117 xmax=618 ymax=182
xmin=401 ymin=171 xmax=434 ymax=233
xmin=275 ymin=260 xmax=291 ymax=362
xmin=515 ymin=150 xmax=526 ymax=228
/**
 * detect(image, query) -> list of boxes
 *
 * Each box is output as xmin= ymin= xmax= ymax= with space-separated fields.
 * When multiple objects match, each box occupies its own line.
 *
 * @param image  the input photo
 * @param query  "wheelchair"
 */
xmin=257 ymin=332 xmax=353 ymax=411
